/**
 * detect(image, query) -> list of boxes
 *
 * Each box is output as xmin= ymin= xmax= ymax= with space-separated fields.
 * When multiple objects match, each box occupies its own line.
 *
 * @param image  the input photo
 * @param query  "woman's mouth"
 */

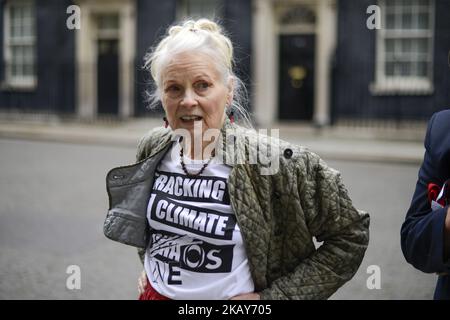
xmin=180 ymin=115 xmax=203 ymax=122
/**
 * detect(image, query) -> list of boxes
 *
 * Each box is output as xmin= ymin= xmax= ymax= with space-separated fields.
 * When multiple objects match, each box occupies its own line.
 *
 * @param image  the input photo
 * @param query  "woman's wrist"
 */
xmin=230 ymin=292 xmax=260 ymax=300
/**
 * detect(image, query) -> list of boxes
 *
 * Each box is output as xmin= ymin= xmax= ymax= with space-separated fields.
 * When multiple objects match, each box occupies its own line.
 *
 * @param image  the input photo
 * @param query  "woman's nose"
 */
xmin=180 ymin=90 xmax=198 ymax=108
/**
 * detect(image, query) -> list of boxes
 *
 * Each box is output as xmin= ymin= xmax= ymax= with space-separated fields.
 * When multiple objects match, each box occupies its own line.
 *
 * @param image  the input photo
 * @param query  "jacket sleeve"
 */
xmin=401 ymin=113 xmax=450 ymax=273
xmin=260 ymin=153 xmax=370 ymax=300
xmin=135 ymin=133 xmax=151 ymax=266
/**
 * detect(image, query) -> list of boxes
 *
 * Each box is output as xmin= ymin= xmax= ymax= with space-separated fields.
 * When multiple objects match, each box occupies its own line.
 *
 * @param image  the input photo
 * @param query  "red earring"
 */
xmin=163 ymin=117 xmax=169 ymax=128
xmin=228 ymin=111 xmax=234 ymax=123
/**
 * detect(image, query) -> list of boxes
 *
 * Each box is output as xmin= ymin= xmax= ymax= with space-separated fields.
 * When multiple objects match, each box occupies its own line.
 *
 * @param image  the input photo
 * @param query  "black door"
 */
xmin=278 ymin=34 xmax=315 ymax=121
xmin=97 ymin=39 xmax=119 ymax=115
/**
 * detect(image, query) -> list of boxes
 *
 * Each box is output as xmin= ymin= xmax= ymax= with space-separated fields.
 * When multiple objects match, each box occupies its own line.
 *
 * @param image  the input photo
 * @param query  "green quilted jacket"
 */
xmin=104 ymin=118 xmax=370 ymax=300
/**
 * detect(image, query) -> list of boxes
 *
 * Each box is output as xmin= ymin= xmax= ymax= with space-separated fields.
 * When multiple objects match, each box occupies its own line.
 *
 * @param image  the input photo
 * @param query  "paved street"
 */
xmin=0 ymin=137 xmax=436 ymax=299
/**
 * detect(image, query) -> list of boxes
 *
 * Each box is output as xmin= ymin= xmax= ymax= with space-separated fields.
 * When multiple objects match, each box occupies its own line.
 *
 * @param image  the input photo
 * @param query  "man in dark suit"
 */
xmin=401 ymin=109 xmax=450 ymax=299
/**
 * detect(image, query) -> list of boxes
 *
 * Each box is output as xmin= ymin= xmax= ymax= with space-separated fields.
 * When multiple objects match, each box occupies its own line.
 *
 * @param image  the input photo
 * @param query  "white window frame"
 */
xmin=3 ymin=0 xmax=37 ymax=90
xmin=370 ymin=0 xmax=435 ymax=95
xmin=176 ymin=0 xmax=222 ymax=21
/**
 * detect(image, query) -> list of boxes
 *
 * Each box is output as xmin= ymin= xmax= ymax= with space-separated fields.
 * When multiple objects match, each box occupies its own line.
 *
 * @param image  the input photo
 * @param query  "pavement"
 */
xmin=0 ymin=113 xmax=428 ymax=164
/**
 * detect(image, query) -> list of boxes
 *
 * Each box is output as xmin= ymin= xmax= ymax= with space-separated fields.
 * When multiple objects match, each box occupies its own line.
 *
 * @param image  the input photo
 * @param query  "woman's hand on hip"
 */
xmin=138 ymin=269 xmax=148 ymax=295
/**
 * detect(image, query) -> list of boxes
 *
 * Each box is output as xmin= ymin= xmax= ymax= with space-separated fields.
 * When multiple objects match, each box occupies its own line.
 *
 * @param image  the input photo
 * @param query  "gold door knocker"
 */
xmin=288 ymin=66 xmax=307 ymax=88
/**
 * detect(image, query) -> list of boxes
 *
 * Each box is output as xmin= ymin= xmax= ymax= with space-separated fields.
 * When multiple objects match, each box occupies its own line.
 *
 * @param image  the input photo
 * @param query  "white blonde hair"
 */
xmin=143 ymin=18 xmax=251 ymax=127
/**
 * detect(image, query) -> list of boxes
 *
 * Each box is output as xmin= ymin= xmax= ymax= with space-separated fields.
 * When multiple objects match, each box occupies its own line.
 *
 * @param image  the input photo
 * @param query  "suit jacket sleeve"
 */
xmin=401 ymin=112 xmax=450 ymax=274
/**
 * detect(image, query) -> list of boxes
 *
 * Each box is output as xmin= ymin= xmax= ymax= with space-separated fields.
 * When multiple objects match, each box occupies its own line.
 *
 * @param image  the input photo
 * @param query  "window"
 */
xmin=3 ymin=0 xmax=36 ymax=89
xmin=95 ymin=13 xmax=120 ymax=40
xmin=371 ymin=0 xmax=435 ymax=95
xmin=177 ymin=0 xmax=222 ymax=20
xmin=96 ymin=14 xmax=119 ymax=33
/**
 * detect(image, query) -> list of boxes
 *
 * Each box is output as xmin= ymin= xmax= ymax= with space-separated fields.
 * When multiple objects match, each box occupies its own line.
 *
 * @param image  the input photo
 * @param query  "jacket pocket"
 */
xmin=103 ymin=208 xmax=148 ymax=249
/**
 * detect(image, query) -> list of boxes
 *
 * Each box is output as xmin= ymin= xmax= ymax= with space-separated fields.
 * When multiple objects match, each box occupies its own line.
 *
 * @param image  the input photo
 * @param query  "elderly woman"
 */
xmin=104 ymin=19 xmax=370 ymax=300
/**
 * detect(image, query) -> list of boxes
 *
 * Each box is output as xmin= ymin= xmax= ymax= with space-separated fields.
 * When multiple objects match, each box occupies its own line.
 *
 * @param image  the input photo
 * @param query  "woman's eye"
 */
xmin=194 ymin=81 xmax=210 ymax=92
xmin=166 ymin=85 xmax=180 ymax=92
xmin=165 ymin=85 xmax=182 ymax=97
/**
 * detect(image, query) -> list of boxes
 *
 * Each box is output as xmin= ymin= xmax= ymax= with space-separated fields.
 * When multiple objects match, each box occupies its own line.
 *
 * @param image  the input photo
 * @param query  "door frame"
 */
xmin=75 ymin=0 xmax=136 ymax=119
xmin=252 ymin=0 xmax=337 ymax=126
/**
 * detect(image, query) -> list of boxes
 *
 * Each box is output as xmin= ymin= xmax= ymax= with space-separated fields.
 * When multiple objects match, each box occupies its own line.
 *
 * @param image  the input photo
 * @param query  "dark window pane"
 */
xmin=385 ymin=62 xmax=395 ymax=76
xmin=386 ymin=13 xmax=396 ymax=29
xmin=400 ymin=61 xmax=412 ymax=76
xmin=402 ymin=12 xmax=412 ymax=29
xmin=385 ymin=39 xmax=396 ymax=54
xmin=417 ymin=0 xmax=430 ymax=6
xmin=416 ymin=61 xmax=428 ymax=76
xmin=401 ymin=39 xmax=412 ymax=53
xmin=416 ymin=38 xmax=428 ymax=53
xmin=24 ymin=63 xmax=33 ymax=77
xmin=418 ymin=12 xmax=429 ymax=29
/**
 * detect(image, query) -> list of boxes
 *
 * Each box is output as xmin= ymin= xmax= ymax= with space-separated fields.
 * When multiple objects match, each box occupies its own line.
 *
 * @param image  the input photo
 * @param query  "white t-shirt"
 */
xmin=144 ymin=142 xmax=255 ymax=300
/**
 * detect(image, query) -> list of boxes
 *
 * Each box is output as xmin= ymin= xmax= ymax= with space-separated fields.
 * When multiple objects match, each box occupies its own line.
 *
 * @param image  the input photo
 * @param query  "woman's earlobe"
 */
xmin=227 ymin=93 xmax=233 ymax=106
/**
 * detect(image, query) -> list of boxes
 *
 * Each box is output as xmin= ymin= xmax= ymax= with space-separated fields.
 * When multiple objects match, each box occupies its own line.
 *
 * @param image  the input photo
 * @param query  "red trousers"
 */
xmin=138 ymin=279 xmax=171 ymax=300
